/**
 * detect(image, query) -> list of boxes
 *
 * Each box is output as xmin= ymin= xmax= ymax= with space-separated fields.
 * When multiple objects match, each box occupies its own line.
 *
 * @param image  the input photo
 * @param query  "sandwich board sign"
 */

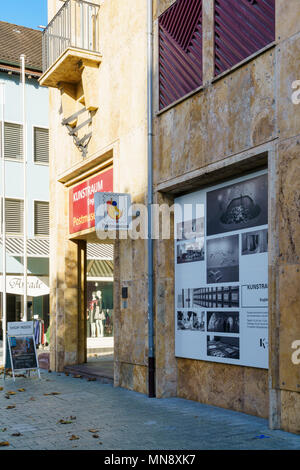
xmin=4 ymin=321 xmax=40 ymax=381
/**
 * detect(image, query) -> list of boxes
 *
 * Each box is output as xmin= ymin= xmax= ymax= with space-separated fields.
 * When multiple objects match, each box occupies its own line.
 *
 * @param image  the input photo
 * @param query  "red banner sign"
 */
xmin=69 ymin=167 xmax=113 ymax=234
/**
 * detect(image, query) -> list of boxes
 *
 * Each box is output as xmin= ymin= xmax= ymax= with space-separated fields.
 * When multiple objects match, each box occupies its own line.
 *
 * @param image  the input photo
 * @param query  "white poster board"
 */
xmin=174 ymin=169 xmax=268 ymax=369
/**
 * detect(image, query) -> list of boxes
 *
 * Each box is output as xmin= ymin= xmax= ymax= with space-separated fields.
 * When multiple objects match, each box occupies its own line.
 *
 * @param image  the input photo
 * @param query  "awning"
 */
xmin=0 ymin=237 xmax=113 ymax=260
xmin=87 ymin=260 xmax=113 ymax=278
xmin=86 ymin=243 xmax=113 ymax=260
xmin=0 ymin=275 xmax=49 ymax=297
xmin=0 ymin=237 xmax=49 ymax=258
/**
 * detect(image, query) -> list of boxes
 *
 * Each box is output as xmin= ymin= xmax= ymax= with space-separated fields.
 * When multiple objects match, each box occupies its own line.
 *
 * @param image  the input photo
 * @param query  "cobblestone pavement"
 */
xmin=0 ymin=370 xmax=299 ymax=450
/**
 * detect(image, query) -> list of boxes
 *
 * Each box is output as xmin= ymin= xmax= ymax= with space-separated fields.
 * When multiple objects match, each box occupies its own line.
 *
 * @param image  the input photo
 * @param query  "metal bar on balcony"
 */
xmin=42 ymin=0 xmax=100 ymax=73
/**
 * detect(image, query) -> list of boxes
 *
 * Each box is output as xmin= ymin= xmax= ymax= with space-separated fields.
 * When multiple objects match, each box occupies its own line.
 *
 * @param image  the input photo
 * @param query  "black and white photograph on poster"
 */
xmin=242 ymin=229 xmax=268 ymax=256
xmin=176 ymin=217 xmax=204 ymax=240
xmin=207 ymin=311 xmax=240 ymax=333
xmin=177 ymin=288 xmax=193 ymax=308
xmin=177 ymin=310 xmax=205 ymax=331
xmin=207 ymin=235 xmax=239 ymax=284
xmin=207 ymin=335 xmax=240 ymax=359
xmin=192 ymin=311 xmax=205 ymax=330
xmin=206 ymin=173 xmax=268 ymax=236
xmin=193 ymin=286 xmax=240 ymax=308
xmin=177 ymin=237 xmax=205 ymax=264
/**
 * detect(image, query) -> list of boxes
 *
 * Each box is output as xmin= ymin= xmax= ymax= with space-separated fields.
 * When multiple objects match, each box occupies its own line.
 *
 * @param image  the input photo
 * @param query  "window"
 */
xmin=215 ymin=0 xmax=275 ymax=76
xmin=159 ymin=0 xmax=203 ymax=110
xmin=0 ymin=122 xmax=23 ymax=160
xmin=34 ymin=201 xmax=49 ymax=236
xmin=34 ymin=127 xmax=49 ymax=164
xmin=5 ymin=199 xmax=24 ymax=234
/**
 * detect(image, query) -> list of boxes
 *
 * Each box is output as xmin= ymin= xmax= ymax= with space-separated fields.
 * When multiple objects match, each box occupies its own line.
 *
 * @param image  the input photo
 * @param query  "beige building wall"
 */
xmin=45 ymin=0 xmax=149 ymax=392
xmin=44 ymin=0 xmax=300 ymax=434
xmin=153 ymin=0 xmax=300 ymax=434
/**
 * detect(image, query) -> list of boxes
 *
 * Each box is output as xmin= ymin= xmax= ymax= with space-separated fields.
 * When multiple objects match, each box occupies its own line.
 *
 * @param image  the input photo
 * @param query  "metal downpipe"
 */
xmin=147 ymin=0 xmax=155 ymax=398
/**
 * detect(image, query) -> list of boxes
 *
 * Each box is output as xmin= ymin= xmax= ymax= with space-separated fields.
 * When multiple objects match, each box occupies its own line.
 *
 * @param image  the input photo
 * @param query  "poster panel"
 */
xmin=174 ymin=170 xmax=268 ymax=368
xmin=8 ymin=335 xmax=38 ymax=370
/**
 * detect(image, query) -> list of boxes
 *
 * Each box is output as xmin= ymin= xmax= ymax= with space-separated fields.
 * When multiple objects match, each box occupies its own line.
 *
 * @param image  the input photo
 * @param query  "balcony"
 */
xmin=39 ymin=0 xmax=102 ymax=90
xmin=39 ymin=0 xmax=102 ymax=156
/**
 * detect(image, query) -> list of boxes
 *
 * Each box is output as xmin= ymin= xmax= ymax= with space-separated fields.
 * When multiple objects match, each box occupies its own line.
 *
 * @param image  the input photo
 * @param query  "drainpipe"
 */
xmin=147 ymin=0 xmax=155 ymax=398
xmin=21 ymin=55 xmax=28 ymax=321
xmin=0 ymin=82 xmax=6 ymax=366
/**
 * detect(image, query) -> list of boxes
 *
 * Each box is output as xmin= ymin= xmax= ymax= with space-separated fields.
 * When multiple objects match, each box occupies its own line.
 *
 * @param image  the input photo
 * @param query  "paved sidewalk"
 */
xmin=0 ymin=370 xmax=299 ymax=450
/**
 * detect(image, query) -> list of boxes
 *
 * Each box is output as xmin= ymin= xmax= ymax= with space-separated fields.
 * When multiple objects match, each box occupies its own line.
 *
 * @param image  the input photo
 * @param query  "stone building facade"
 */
xmin=41 ymin=0 xmax=300 ymax=434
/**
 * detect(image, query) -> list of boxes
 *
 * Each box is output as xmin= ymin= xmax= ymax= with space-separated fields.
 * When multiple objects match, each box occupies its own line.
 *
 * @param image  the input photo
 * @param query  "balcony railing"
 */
xmin=42 ymin=0 xmax=100 ymax=73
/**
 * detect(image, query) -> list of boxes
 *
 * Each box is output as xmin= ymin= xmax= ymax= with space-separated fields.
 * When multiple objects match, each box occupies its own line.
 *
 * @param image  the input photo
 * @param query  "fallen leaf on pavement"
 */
xmin=44 ymin=392 xmax=61 ymax=396
xmin=18 ymin=388 xmax=26 ymax=392
xmin=73 ymin=375 xmax=82 ymax=379
xmin=58 ymin=419 xmax=72 ymax=425
xmin=7 ymin=391 xmax=16 ymax=395
xmin=11 ymin=432 xmax=22 ymax=437
xmin=69 ymin=435 xmax=80 ymax=441
xmin=0 ymin=387 xmax=3 ymax=391
xmin=6 ymin=405 xmax=16 ymax=409
xmin=88 ymin=429 xmax=99 ymax=433
xmin=29 ymin=397 xmax=36 ymax=401
xmin=92 ymin=434 xmax=99 ymax=439
xmin=0 ymin=442 xmax=9 ymax=447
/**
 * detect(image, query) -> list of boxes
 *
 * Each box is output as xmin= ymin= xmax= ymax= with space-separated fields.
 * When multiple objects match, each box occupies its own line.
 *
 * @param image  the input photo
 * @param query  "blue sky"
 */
xmin=0 ymin=0 xmax=48 ymax=30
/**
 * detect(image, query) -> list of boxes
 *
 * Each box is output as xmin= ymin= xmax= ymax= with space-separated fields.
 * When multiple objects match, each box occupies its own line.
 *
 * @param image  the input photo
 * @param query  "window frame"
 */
xmin=32 ymin=124 xmax=49 ymax=166
xmin=3 ymin=197 xmax=25 ymax=236
xmin=33 ymin=198 xmax=50 ymax=237
xmin=1 ymin=119 xmax=24 ymax=162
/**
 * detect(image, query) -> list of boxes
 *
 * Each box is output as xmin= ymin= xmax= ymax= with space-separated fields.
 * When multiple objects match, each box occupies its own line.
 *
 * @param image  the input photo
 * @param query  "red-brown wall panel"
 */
xmin=159 ymin=0 xmax=203 ymax=110
xmin=215 ymin=0 xmax=275 ymax=76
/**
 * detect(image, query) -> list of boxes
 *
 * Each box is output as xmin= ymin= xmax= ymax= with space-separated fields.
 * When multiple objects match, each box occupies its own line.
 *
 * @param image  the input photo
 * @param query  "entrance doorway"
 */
xmin=65 ymin=242 xmax=114 ymax=382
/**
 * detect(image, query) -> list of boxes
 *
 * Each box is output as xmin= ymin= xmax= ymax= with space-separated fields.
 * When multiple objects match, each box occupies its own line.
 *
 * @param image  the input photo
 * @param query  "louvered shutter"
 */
xmin=5 ymin=199 xmax=24 ymax=234
xmin=0 ymin=122 xmax=23 ymax=160
xmin=215 ymin=0 xmax=275 ymax=76
xmin=34 ymin=201 xmax=49 ymax=236
xmin=34 ymin=127 xmax=49 ymax=164
xmin=159 ymin=0 xmax=203 ymax=110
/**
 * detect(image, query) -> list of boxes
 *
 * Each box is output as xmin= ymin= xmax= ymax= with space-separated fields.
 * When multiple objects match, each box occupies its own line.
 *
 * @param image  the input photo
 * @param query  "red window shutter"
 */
xmin=159 ymin=0 xmax=203 ymax=110
xmin=215 ymin=0 xmax=275 ymax=76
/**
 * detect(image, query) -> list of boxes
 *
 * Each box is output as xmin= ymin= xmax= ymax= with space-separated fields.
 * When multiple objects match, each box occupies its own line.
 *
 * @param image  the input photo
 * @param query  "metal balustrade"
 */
xmin=42 ymin=0 xmax=100 ymax=72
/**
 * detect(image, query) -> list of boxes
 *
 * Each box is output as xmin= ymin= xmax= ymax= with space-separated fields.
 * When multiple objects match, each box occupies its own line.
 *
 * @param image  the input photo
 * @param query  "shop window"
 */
xmin=215 ymin=0 xmax=275 ymax=76
xmin=159 ymin=0 xmax=203 ymax=110
xmin=0 ymin=122 xmax=23 ymax=160
xmin=5 ymin=198 xmax=24 ymax=234
xmin=34 ymin=201 xmax=49 ymax=236
xmin=34 ymin=127 xmax=49 ymax=164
